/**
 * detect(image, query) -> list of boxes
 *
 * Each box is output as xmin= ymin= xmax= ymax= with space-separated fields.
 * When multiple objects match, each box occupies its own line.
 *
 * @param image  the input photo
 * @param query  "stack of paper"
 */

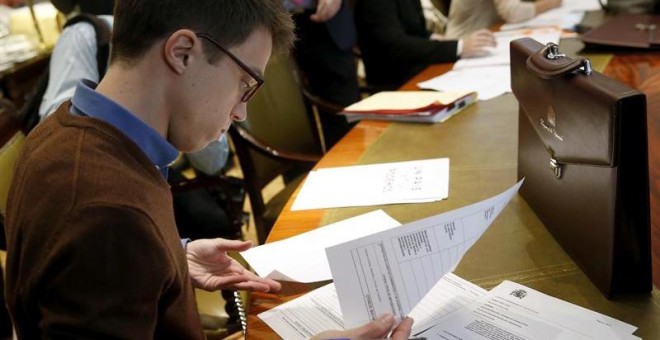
xmin=419 ymin=280 xmax=640 ymax=339
xmin=258 ymin=273 xmax=488 ymax=339
xmin=254 ymin=179 xmax=641 ymax=339
xmin=291 ymin=158 xmax=450 ymax=211
xmin=260 ymin=276 xmax=640 ymax=340
xmin=340 ymin=91 xmax=477 ymax=123
xmin=252 ymin=181 xmax=523 ymax=336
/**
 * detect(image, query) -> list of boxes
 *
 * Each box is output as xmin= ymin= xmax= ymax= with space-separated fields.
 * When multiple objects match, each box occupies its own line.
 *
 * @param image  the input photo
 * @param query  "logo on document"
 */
xmin=510 ymin=289 xmax=527 ymax=299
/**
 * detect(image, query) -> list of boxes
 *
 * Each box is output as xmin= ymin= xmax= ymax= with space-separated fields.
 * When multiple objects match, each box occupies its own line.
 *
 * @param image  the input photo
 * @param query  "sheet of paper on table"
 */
xmin=291 ymin=158 xmax=450 ymax=211
xmin=419 ymin=280 xmax=640 ymax=340
xmin=241 ymin=210 xmax=401 ymax=283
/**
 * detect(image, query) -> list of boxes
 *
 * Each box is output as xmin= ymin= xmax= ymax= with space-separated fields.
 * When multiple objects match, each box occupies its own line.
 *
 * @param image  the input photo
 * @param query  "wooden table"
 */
xmin=246 ymin=39 xmax=660 ymax=339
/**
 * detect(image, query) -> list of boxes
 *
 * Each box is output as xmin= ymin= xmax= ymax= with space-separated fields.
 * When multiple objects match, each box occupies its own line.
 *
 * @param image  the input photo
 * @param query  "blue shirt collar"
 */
xmin=70 ymin=79 xmax=179 ymax=177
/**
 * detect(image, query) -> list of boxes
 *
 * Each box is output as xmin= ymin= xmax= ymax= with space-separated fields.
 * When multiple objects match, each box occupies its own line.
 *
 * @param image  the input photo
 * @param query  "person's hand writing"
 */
xmin=310 ymin=0 xmax=342 ymax=22
xmin=186 ymin=238 xmax=281 ymax=292
xmin=310 ymin=314 xmax=414 ymax=340
xmin=460 ymin=29 xmax=497 ymax=58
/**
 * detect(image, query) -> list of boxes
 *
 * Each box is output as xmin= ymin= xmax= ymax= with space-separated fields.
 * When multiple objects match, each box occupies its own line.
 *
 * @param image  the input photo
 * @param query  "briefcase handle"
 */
xmin=526 ymin=43 xmax=592 ymax=79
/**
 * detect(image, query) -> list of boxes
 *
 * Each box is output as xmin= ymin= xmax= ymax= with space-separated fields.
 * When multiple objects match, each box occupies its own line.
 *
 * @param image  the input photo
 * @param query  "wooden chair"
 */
xmin=0 ymin=99 xmax=25 ymax=238
xmin=0 ymin=98 xmax=24 ymax=339
xmin=229 ymin=55 xmax=324 ymax=244
xmin=168 ymin=165 xmax=250 ymax=337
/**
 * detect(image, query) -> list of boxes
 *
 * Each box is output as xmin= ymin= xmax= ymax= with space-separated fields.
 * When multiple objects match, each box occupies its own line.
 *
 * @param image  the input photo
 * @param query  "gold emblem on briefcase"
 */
xmin=540 ymin=105 xmax=564 ymax=142
xmin=547 ymin=106 xmax=556 ymax=127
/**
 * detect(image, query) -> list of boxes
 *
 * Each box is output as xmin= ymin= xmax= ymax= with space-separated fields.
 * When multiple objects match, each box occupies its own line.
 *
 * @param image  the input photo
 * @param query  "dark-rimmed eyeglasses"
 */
xmin=196 ymin=33 xmax=264 ymax=102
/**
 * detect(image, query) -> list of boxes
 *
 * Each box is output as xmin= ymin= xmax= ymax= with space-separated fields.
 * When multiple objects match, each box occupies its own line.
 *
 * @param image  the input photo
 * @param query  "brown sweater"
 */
xmin=5 ymin=103 xmax=204 ymax=339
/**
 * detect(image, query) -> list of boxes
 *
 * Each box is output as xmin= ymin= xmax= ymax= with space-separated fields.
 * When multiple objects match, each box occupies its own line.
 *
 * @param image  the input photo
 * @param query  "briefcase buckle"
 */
xmin=549 ymin=158 xmax=563 ymax=179
xmin=545 ymin=44 xmax=566 ymax=59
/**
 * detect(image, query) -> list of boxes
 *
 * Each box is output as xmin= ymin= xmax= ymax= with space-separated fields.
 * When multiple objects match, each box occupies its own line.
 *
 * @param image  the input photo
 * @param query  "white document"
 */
xmin=326 ymin=180 xmax=523 ymax=327
xmin=500 ymin=0 xmax=601 ymax=31
xmin=420 ymin=280 xmax=640 ymax=340
xmin=417 ymin=66 xmax=511 ymax=101
xmin=408 ymin=273 xmax=487 ymax=335
xmin=241 ymin=210 xmax=401 ymax=283
xmin=452 ymin=28 xmax=562 ymax=70
xmin=291 ymin=158 xmax=450 ymax=211
xmin=258 ymin=273 xmax=487 ymax=340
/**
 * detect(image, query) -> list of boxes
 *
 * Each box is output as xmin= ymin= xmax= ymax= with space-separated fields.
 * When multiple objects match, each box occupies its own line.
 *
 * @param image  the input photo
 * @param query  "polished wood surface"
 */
xmin=246 ymin=40 xmax=660 ymax=339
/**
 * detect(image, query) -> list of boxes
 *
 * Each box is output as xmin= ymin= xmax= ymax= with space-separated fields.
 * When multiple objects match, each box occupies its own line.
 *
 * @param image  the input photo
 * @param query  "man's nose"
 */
xmin=231 ymin=103 xmax=248 ymax=122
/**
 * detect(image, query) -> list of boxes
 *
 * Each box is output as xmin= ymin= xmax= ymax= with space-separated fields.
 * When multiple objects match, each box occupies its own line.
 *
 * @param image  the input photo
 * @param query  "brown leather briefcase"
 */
xmin=510 ymin=38 xmax=652 ymax=297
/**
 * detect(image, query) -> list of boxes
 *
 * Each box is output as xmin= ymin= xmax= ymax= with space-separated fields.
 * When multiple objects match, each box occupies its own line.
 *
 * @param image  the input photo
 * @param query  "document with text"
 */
xmin=326 ymin=180 xmax=523 ymax=327
xmin=420 ymin=280 xmax=640 ymax=340
xmin=291 ymin=158 xmax=450 ymax=211
xmin=258 ymin=273 xmax=487 ymax=340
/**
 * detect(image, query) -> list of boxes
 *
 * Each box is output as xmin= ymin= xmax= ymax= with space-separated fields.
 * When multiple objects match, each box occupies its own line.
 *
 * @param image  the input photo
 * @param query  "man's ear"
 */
xmin=163 ymin=29 xmax=198 ymax=74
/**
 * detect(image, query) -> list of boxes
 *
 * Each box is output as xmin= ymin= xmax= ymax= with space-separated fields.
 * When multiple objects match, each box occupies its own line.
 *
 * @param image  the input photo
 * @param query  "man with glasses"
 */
xmin=4 ymin=0 xmax=413 ymax=338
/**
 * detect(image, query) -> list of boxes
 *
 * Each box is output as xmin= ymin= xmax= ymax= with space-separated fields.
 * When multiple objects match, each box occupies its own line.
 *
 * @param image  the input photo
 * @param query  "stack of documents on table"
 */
xmin=260 ymin=275 xmax=640 ymax=339
xmin=417 ymin=27 xmax=562 ymax=101
xmin=249 ymin=181 xmax=521 ymax=335
xmin=254 ymin=179 xmax=640 ymax=339
xmin=339 ymin=91 xmax=477 ymax=123
xmin=290 ymin=158 xmax=450 ymax=211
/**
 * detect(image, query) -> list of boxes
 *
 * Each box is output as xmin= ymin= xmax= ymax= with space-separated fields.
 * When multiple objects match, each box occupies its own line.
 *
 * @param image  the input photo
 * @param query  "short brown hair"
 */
xmin=111 ymin=0 xmax=294 ymax=64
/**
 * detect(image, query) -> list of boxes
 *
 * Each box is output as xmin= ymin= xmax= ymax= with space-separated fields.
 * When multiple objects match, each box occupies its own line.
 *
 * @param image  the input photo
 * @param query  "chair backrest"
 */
xmin=229 ymin=55 xmax=323 ymax=244
xmin=0 ymin=99 xmax=25 ymax=217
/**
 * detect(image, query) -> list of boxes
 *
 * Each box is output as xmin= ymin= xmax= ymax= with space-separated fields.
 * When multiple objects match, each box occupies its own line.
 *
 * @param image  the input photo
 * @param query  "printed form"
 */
xmin=326 ymin=180 xmax=523 ymax=327
xmin=420 ymin=280 xmax=640 ymax=340
xmin=258 ymin=273 xmax=487 ymax=340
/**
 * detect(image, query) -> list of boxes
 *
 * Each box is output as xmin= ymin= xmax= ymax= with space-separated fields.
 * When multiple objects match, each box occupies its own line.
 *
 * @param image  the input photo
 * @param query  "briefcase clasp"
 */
xmin=545 ymin=44 xmax=566 ymax=59
xmin=549 ymin=158 xmax=563 ymax=179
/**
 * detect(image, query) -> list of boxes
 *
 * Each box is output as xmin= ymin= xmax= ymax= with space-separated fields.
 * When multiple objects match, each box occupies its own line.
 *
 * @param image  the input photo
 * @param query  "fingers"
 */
xmin=468 ymin=29 xmax=496 ymax=47
xmin=212 ymin=238 xmax=253 ymax=252
xmin=390 ymin=317 xmax=414 ymax=340
xmin=310 ymin=314 xmax=414 ymax=340
xmin=310 ymin=0 xmax=341 ymax=22
xmin=461 ymin=29 xmax=497 ymax=58
xmin=310 ymin=314 xmax=396 ymax=340
xmin=349 ymin=314 xmax=397 ymax=339
xmin=196 ymin=261 xmax=282 ymax=292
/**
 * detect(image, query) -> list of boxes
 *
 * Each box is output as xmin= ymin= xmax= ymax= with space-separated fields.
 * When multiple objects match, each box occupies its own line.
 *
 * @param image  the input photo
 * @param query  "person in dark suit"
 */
xmin=355 ymin=0 xmax=496 ymax=90
xmin=290 ymin=0 xmax=360 ymax=148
